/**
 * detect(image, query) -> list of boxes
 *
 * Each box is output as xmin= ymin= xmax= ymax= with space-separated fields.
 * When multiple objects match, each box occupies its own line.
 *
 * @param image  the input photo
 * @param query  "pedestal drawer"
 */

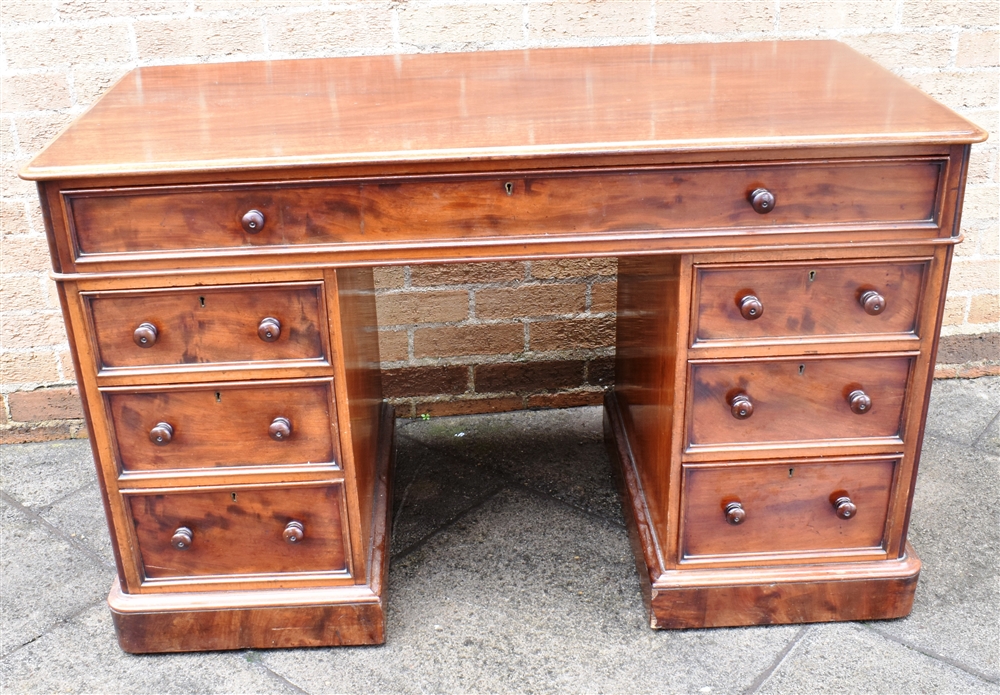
xmin=692 ymin=259 xmax=928 ymax=345
xmin=681 ymin=457 xmax=896 ymax=562
xmin=106 ymin=379 xmax=337 ymax=471
xmin=127 ymin=482 xmax=351 ymax=581
xmin=86 ymin=282 xmax=328 ymax=372
xmin=687 ymin=354 xmax=912 ymax=451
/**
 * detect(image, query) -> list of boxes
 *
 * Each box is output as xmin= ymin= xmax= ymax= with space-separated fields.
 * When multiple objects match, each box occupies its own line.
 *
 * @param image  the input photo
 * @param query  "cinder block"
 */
xmin=948 ymin=257 xmax=1000 ymax=294
xmin=957 ymin=30 xmax=999 ymax=68
xmin=413 ymin=395 xmax=524 ymax=417
xmin=410 ymin=261 xmax=525 ymax=286
xmin=376 ymin=290 xmax=469 ymax=325
xmin=267 ymin=5 xmax=395 ymax=55
xmin=962 ymin=184 xmax=1000 ymax=219
xmin=413 ymin=323 xmax=524 ymax=358
xmin=908 ymin=70 xmax=1000 ymax=110
xmin=134 ymin=16 xmax=264 ymax=61
xmin=475 ymin=284 xmax=586 ymax=320
xmin=473 ymin=360 xmax=585 ymax=393
xmin=4 ymin=0 xmax=55 ymax=22
xmin=1 ymin=74 xmax=73 ymax=111
xmin=1 ymin=275 xmax=57 ymax=313
xmin=1 ymin=201 xmax=36 ymax=237
xmin=942 ymin=294 xmax=968 ymax=325
xmin=71 ymin=66 xmax=131 ymax=107
xmin=378 ymin=329 xmax=409 ymax=363
xmin=2 ymin=24 xmax=132 ymax=69
xmin=13 ymin=112 xmax=76 ymax=154
xmin=529 ymin=316 xmax=615 ymax=351
xmin=655 ymin=1 xmax=774 ymax=35
xmin=779 ymin=0 xmax=896 ymax=31
xmin=590 ymin=281 xmax=617 ymax=313
xmin=531 ymin=1 xmax=649 ymax=39
xmin=0 ymin=351 xmax=61 ymax=385
xmin=399 ymin=3 xmax=523 ymax=45
xmin=383 ymin=365 xmax=469 ymax=397
xmin=0 ymin=236 xmax=53 ymax=274
xmin=373 ymin=265 xmax=406 ymax=290
xmin=7 ymin=386 xmax=83 ymax=422
xmin=902 ymin=0 xmax=999 ymax=29
xmin=844 ymin=32 xmax=954 ymax=70
xmin=56 ymin=0 xmax=185 ymax=20
xmin=969 ymin=294 xmax=1000 ymax=324
xmin=526 ymin=389 xmax=603 ymax=408
xmin=530 ymin=257 xmax=616 ymax=279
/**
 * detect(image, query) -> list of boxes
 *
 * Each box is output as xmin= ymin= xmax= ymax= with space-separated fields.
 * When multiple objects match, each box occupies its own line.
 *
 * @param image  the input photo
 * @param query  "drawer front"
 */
xmin=128 ymin=483 xmax=350 ymax=580
xmin=87 ymin=283 xmax=327 ymax=370
xmin=66 ymin=159 xmax=941 ymax=256
xmin=107 ymin=380 xmax=336 ymax=471
xmin=681 ymin=458 xmax=896 ymax=561
xmin=692 ymin=259 xmax=927 ymax=344
xmin=688 ymin=355 xmax=911 ymax=449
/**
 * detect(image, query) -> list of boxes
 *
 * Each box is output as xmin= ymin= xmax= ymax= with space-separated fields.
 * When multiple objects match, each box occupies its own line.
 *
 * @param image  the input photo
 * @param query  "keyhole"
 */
xmin=215 ymin=391 xmax=221 ymax=403
xmin=231 ymin=492 xmax=237 ymax=502
xmin=808 ymin=271 xmax=816 ymax=282
xmin=504 ymin=181 xmax=514 ymax=195
xmin=199 ymin=296 xmax=205 ymax=307
xmin=788 ymin=468 xmax=794 ymax=477
xmin=799 ymin=364 xmax=805 ymax=375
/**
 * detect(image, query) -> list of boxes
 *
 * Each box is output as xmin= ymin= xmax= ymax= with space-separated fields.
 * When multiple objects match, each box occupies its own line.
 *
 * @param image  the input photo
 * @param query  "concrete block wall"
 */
xmin=1 ymin=1 xmax=997 ymax=441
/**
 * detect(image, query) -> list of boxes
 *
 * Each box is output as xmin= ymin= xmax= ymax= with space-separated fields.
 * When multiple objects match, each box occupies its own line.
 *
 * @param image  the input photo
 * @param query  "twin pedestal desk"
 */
xmin=22 ymin=41 xmax=986 ymax=653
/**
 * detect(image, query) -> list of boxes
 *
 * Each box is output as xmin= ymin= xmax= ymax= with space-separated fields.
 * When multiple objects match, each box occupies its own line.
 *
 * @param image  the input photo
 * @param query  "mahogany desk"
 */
xmin=21 ymin=41 xmax=986 ymax=653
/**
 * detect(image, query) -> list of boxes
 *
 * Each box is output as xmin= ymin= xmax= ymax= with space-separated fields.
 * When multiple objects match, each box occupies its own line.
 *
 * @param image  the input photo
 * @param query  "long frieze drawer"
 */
xmin=692 ymin=259 xmax=928 ymax=345
xmin=106 ymin=380 xmax=337 ymax=472
xmin=85 ymin=283 xmax=328 ymax=371
xmin=687 ymin=355 xmax=912 ymax=449
xmin=63 ymin=159 xmax=942 ymax=256
xmin=680 ymin=457 xmax=896 ymax=562
xmin=127 ymin=483 xmax=351 ymax=581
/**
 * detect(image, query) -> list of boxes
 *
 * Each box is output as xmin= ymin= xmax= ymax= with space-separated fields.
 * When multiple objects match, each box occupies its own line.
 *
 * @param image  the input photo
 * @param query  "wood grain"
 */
xmin=127 ymin=483 xmax=350 ymax=581
xmin=106 ymin=379 xmax=337 ymax=471
xmin=21 ymin=41 xmax=985 ymax=181
xmin=86 ymin=283 xmax=328 ymax=370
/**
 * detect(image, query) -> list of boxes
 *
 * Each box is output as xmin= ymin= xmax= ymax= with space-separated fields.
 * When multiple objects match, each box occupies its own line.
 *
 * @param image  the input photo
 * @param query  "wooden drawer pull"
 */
xmin=748 ymin=187 xmax=775 ymax=214
xmin=832 ymin=495 xmax=857 ymax=519
xmin=283 ymin=520 xmax=305 ymax=543
xmin=860 ymin=290 xmax=886 ymax=315
xmin=724 ymin=501 xmax=746 ymax=525
xmin=257 ymin=317 xmax=281 ymax=342
xmin=848 ymin=389 xmax=871 ymax=414
xmin=241 ymin=209 xmax=265 ymax=234
xmin=132 ymin=322 xmax=158 ymax=347
xmin=738 ymin=294 xmax=763 ymax=320
xmin=148 ymin=421 xmax=174 ymax=445
xmin=171 ymin=526 xmax=193 ymax=550
xmin=268 ymin=416 xmax=291 ymax=441
xmin=729 ymin=393 xmax=754 ymax=419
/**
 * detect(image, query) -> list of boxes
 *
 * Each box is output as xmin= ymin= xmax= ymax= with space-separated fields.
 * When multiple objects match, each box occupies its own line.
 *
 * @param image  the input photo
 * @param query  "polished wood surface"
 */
xmin=692 ymin=259 xmax=928 ymax=345
xmin=24 ymin=42 xmax=981 ymax=648
xmin=681 ymin=457 xmax=896 ymax=561
xmin=22 ymin=41 xmax=984 ymax=180
xmin=87 ymin=283 xmax=328 ymax=371
xmin=127 ymin=483 xmax=350 ymax=581
xmin=106 ymin=379 xmax=337 ymax=471
xmin=687 ymin=355 xmax=912 ymax=449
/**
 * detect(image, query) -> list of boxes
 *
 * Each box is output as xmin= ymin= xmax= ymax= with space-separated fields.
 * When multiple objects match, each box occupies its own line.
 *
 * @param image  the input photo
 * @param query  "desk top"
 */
xmin=23 ymin=40 xmax=986 ymax=181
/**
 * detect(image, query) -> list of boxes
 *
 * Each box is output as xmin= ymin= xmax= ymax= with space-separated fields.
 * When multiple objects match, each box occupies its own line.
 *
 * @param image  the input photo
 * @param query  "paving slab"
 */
xmin=0 ymin=439 xmax=96 ymax=509
xmin=0 ymin=603 xmax=298 ymax=695
xmin=397 ymin=407 xmax=623 ymax=524
xmin=871 ymin=434 xmax=1000 ymax=678
xmin=924 ymin=376 xmax=1000 ymax=446
xmin=38 ymin=482 xmax=116 ymax=568
xmin=390 ymin=433 xmax=506 ymax=556
xmin=263 ymin=487 xmax=799 ymax=694
xmin=0 ymin=501 xmax=114 ymax=657
xmin=757 ymin=622 xmax=997 ymax=694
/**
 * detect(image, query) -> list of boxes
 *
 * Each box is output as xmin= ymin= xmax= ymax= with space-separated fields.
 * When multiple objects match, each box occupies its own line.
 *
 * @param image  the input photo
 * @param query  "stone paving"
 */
xmin=1 ymin=378 xmax=998 ymax=694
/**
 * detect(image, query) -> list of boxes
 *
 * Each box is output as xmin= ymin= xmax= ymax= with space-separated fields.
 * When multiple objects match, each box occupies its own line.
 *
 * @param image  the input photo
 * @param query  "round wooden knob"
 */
xmin=283 ymin=520 xmax=304 ymax=543
xmin=258 ymin=317 xmax=281 ymax=342
xmin=241 ymin=209 xmax=265 ymax=234
xmin=730 ymin=393 xmax=754 ymax=419
xmin=724 ymin=501 xmax=746 ymax=525
xmin=749 ymin=188 xmax=775 ymax=214
xmin=739 ymin=294 xmax=763 ymax=320
xmin=133 ymin=322 xmax=158 ymax=348
xmin=171 ymin=526 xmax=193 ymax=550
xmin=860 ymin=290 xmax=886 ymax=316
xmin=832 ymin=496 xmax=857 ymax=519
xmin=269 ymin=416 xmax=291 ymax=441
xmin=848 ymin=389 xmax=872 ymax=415
xmin=149 ymin=421 xmax=174 ymax=446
